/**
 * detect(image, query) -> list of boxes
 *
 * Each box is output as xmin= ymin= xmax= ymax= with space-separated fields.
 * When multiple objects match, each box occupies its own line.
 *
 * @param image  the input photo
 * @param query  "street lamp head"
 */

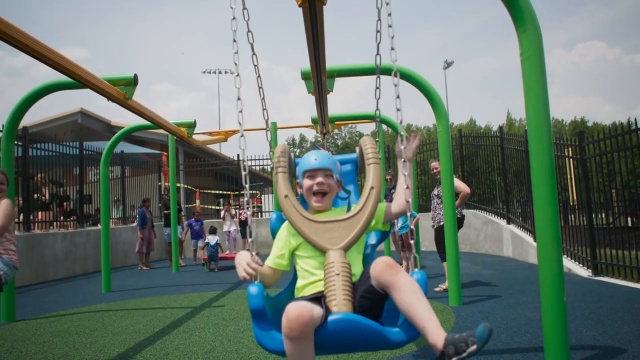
xmin=202 ymin=68 xmax=235 ymax=75
xmin=443 ymin=59 xmax=455 ymax=70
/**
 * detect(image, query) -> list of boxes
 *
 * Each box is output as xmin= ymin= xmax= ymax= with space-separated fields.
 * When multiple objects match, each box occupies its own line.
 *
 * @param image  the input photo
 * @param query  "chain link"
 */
xmin=384 ymin=0 xmax=415 ymax=264
xmin=231 ymin=0 xmax=259 ymax=281
xmin=373 ymin=0 xmax=383 ymax=146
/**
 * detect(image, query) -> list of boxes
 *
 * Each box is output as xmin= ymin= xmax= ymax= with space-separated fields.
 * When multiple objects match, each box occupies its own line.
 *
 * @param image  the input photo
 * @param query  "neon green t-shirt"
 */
xmin=265 ymin=203 xmax=389 ymax=298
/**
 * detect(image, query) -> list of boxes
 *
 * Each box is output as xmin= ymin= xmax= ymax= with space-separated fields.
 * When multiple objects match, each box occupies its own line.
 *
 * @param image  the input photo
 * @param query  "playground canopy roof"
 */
xmin=13 ymin=107 xmax=272 ymax=186
xmin=19 ymin=108 xmax=203 ymax=154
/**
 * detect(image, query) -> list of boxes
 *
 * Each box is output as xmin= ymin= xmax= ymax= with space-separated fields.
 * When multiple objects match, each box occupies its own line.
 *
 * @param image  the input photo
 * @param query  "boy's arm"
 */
xmin=257 ymin=265 xmax=283 ymax=288
xmin=384 ymin=132 xmax=421 ymax=223
xmin=384 ymin=160 xmax=413 ymax=223
xmin=454 ymin=178 xmax=472 ymax=208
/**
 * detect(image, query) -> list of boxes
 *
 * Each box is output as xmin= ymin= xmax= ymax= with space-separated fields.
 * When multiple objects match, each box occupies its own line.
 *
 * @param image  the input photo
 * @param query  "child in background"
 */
xmin=204 ymin=226 xmax=224 ymax=272
xmin=238 ymin=205 xmax=250 ymax=251
xmin=397 ymin=210 xmax=420 ymax=273
xmin=182 ymin=211 xmax=205 ymax=266
xmin=221 ymin=201 xmax=238 ymax=253
xmin=0 ymin=169 xmax=19 ymax=288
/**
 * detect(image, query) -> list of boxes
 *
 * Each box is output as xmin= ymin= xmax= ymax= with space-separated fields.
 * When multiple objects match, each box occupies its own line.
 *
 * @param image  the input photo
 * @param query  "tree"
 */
xmin=551 ymin=117 xmax=569 ymax=137
xmin=504 ymin=110 xmax=526 ymax=134
xmin=284 ymin=133 xmax=312 ymax=158
xmin=312 ymin=125 xmax=364 ymax=154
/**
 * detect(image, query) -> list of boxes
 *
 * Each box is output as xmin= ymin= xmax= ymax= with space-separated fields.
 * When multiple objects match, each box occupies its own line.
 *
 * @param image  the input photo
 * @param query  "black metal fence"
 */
xmin=4 ymin=119 xmax=638 ymax=282
xmin=405 ymin=120 xmax=639 ymax=283
xmin=5 ymin=127 xmax=274 ymax=232
xmin=179 ymin=154 xmax=273 ymax=220
xmin=10 ymin=127 xmax=163 ymax=232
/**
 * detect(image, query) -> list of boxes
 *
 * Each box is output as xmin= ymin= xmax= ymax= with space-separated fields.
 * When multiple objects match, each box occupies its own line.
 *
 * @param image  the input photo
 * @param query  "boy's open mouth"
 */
xmin=312 ymin=189 xmax=328 ymax=201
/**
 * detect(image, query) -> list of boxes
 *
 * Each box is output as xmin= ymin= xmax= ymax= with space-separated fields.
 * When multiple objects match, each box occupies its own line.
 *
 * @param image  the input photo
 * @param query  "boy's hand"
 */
xmin=235 ymin=250 xmax=263 ymax=280
xmin=395 ymin=132 xmax=422 ymax=161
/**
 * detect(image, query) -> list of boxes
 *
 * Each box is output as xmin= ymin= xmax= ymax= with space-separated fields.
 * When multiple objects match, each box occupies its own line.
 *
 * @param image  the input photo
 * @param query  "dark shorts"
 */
xmin=240 ymin=226 xmax=250 ymax=239
xmin=207 ymin=253 xmax=219 ymax=263
xmin=292 ymin=264 xmax=389 ymax=323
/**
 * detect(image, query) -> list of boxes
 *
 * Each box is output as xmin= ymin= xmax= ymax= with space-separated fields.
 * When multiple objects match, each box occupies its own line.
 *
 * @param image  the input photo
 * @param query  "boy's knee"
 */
xmin=282 ymin=301 xmax=323 ymax=339
xmin=370 ymin=256 xmax=402 ymax=282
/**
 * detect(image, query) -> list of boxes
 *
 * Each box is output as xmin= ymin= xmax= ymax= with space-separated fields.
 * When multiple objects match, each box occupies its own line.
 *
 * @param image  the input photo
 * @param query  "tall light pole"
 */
xmin=202 ymin=68 xmax=235 ymax=152
xmin=443 ymin=59 xmax=455 ymax=120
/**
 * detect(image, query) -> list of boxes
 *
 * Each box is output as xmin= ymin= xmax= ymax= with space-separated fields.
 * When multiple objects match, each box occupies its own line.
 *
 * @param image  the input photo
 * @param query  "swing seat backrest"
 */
xmin=252 ymin=152 xmax=428 ymax=356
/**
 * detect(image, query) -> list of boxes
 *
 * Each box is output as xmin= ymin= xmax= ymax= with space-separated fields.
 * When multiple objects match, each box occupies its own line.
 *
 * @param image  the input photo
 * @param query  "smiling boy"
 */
xmin=235 ymin=133 xmax=492 ymax=360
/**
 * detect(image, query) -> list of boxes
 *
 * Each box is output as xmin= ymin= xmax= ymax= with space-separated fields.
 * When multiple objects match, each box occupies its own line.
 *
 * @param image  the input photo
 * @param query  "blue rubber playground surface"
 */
xmin=2 ymin=251 xmax=638 ymax=359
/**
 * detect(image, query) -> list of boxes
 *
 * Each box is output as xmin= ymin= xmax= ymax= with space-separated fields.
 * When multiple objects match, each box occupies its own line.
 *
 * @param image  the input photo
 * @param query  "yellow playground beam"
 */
xmin=0 ymin=17 xmax=213 ymax=147
xmin=193 ymin=120 xmax=373 ymax=142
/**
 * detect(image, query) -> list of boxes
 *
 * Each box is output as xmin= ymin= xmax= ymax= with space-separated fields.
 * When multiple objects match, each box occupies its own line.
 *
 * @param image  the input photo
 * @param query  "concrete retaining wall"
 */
xmin=14 ymin=210 xmax=588 ymax=287
xmin=15 ymin=219 xmax=274 ymax=287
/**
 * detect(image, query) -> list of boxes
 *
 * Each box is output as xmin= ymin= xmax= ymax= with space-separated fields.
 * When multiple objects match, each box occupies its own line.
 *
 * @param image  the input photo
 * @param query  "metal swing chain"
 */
xmin=373 ymin=0 xmax=383 ymax=147
xmin=231 ymin=0 xmax=259 ymax=281
xmin=384 ymin=0 xmax=418 ymax=268
xmin=241 ymin=0 xmax=272 ymax=158
xmin=240 ymin=0 xmax=273 ymax=257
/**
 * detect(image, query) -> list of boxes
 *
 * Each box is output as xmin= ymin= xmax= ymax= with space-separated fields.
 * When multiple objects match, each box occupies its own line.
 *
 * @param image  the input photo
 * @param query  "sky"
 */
xmin=1 ymin=0 xmax=639 ymax=156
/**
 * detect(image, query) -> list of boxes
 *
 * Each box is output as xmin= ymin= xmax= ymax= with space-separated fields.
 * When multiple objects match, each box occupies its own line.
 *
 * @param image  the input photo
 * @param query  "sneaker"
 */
xmin=438 ymin=323 xmax=493 ymax=360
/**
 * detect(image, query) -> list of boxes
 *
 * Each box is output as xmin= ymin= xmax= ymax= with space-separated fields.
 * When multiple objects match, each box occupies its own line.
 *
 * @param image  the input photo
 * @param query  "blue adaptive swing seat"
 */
xmin=247 ymin=152 xmax=428 ymax=356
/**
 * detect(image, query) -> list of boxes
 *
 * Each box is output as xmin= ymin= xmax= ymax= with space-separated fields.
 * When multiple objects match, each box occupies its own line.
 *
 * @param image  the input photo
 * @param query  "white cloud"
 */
xmin=547 ymin=41 xmax=640 ymax=122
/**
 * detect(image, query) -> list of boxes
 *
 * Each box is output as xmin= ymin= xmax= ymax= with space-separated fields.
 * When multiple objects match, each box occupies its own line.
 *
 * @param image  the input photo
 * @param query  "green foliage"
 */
xmin=285 ymin=133 xmax=312 ymax=158
xmin=285 ymin=125 xmax=366 ymax=156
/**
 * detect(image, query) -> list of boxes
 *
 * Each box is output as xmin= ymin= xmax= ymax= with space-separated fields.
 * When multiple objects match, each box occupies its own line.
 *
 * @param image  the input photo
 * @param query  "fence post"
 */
xmin=20 ymin=126 xmax=32 ymax=232
xmin=77 ymin=141 xmax=85 ymax=228
xmin=385 ymin=144 xmax=392 ymax=172
xmin=120 ymin=150 xmax=126 ymax=225
xmin=457 ymin=129 xmax=465 ymax=180
xmin=498 ymin=126 xmax=512 ymax=224
xmin=576 ymin=131 xmax=599 ymax=276
xmin=523 ymin=130 xmax=535 ymax=236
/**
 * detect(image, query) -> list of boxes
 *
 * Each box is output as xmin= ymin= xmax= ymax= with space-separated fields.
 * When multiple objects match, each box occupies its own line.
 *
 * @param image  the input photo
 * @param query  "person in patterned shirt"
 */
xmin=429 ymin=159 xmax=471 ymax=293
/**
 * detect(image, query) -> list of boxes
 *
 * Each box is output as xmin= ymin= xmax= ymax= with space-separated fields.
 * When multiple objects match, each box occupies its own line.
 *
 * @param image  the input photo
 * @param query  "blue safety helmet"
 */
xmin=296 ymin=150 xmax=341 ymax=184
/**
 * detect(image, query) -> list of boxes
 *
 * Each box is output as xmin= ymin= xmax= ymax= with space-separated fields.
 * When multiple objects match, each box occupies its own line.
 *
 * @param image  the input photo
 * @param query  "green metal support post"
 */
xmin=168 ymin=135 xmax=180 ymax=272
xmin=100 ymin=120 xmax=195 ymax=293
xmin=0 ymin=74 xmax=138 ymax=324
xmin=503 ymin=1 xmax=569 ymax=358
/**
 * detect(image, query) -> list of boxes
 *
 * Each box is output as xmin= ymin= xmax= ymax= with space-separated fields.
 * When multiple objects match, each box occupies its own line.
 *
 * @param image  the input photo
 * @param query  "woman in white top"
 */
xmin=220 ymin=201 xmax=238 ymax=253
